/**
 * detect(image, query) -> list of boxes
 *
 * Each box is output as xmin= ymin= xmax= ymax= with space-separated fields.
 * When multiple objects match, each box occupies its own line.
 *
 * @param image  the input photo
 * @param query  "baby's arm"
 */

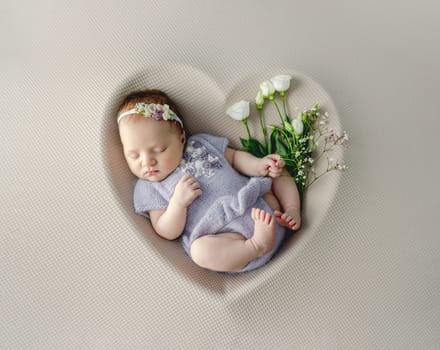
xmin=149 ymin=174 xmax=202 ymax=240
xmin=225 ymin=147 xmax=284 ymax=177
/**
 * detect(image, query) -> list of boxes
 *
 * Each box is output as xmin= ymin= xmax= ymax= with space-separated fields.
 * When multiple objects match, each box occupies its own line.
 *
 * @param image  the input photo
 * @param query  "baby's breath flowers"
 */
xmin=226 ymin=75 xmax=348 ymax=201
xmin=306 ymin=123 xmax=349 ymax=188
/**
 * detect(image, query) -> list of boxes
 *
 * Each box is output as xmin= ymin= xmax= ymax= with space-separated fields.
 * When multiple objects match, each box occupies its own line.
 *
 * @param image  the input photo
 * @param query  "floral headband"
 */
xmin=117 ymin=102 xmax=183 ymax=128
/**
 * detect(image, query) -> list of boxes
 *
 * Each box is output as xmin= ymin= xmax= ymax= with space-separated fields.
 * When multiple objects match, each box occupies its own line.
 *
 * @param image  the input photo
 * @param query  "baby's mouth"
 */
xmin=144 ymin=170 xmax=159 ymax=176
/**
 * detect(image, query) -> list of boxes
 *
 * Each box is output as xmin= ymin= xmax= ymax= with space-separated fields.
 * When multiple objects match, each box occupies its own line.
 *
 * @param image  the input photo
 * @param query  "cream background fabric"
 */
xmin=1 ymin=1 xmax=439 ymax=349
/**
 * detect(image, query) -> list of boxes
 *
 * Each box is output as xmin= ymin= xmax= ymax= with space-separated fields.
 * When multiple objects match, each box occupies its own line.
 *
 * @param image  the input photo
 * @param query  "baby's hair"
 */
xmin=117 ymin=89 xmax=184 ymax=131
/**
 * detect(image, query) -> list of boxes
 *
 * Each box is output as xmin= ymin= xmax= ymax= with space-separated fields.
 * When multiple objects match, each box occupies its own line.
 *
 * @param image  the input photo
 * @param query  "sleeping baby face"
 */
xmin=119 ymin=118 xmax=186 ymax=182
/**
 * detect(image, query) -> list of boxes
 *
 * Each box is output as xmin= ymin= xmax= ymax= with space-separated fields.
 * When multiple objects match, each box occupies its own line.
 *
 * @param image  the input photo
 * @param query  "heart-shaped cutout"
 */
xmin=102 ymin=64 xmax=344 ymax=301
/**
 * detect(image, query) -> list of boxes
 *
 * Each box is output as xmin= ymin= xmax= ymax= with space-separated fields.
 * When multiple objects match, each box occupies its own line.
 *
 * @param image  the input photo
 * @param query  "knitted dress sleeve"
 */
xmin=133 ymin=179 xmax=169 ymax=218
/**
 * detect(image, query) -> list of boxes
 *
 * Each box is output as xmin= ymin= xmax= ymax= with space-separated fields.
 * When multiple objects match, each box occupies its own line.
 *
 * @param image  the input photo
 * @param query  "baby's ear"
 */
xmin=180 ymin=131 xmax=186 ymax=144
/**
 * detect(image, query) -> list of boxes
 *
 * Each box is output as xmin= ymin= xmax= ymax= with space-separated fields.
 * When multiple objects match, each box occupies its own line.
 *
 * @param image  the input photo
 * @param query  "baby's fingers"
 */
xmin=268 ymin=167 xmax=283 ymax=178
xmin=276 ymin=158 xmax=285 ymax=168
xmin=192 ymin=188 xmax=203 ymax=198
xmin=181 ymin=174 xmax=199 ymax=185
xmin=190 ymin=181 xmax=201 ymax=192
xmin=179 ymin=173 xmax=193 ymax=184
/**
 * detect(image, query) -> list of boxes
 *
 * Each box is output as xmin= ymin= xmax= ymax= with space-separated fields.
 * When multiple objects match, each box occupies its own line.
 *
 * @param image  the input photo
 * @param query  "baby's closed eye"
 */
xmin=127 ymin=152 xmax=139 ymax=159
xmin=153 ymin=147 xmax=167 ymax=153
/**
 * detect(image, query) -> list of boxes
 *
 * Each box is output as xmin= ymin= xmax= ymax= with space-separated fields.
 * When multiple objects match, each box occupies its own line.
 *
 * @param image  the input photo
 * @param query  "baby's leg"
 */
xmin=190 ymin=208 xmax=276 ymax=272
xmin=271 ymin=170 xmax=302 ymax=230
xmin=263 ymin=191 xmax=281 ymax=212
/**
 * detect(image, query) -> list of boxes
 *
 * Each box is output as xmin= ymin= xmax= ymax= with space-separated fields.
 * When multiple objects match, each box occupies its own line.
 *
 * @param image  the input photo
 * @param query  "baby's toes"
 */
xmin=264 ymin=211 xmax=273 ymax=225
xmin=273 ymin=210 xmax=282 ymax=218
xmin=286 ymin=220 xmax=295 ymax=229
xmin=291 ymin=218 xmax=302 ymax=230
xmin=282 ymin=214 xmax=295 ymax=227
xmin=251 ymin=208 xmax=258 ymax=220
xmin=252 ymin=208 xmax=264 ymax=222
xmin=258 ymin=209 xmax=268 ymax=224
xmin=281 ymin=213 xmax=291 ymax=222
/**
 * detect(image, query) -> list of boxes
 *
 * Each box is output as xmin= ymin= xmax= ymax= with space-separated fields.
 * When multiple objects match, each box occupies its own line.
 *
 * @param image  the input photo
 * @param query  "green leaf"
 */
xmin=283 ymin=120 xmax=293 ymax=133
xmin=275 ymin=137 xmax=289 ymax=158
xmin=268 ymin=124 xmax=283 ymax=132
xmin=241 ymin=138 xmax=266 ymax=158
xmin=249 ymin=139 xmax=267 ymax=158
xmin=240 ymin=138 xmax=251 ymax=152
xmin=269 ymin=129 xmax=279 ymax=155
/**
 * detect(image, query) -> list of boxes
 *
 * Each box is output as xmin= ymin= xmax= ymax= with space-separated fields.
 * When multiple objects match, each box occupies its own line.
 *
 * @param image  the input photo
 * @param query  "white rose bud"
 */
xmin=226 ymin=100 xmax=250 ymax=121
xmin=255 ymin=91 xmax=264 ymax=108
xmin=270 ymin=74 xmax=292 ymax=92
xmin=259 ymin=80 xmax=275 ymax=98
xmin=292 ymin=117 xmax=304 ymax=135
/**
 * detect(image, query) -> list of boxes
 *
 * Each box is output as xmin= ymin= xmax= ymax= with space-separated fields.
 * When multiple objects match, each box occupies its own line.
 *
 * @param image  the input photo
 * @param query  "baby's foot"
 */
xmin=274 ymin=207 xmax=301 ymax=231
xmin=249 ymin=208 xmax=276 ymax=257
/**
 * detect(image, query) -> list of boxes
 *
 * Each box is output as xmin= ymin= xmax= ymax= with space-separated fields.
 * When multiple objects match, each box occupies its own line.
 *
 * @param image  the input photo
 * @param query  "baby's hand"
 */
xmin=172 ymin=174 xmax=202 ymax=207
xmin=260 ymin=154 xmax=285 ymax=178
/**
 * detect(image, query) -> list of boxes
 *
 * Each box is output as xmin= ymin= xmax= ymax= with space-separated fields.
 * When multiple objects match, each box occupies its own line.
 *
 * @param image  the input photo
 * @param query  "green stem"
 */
xmin=270 ymin=97 xmax=284 ymax=124
xmin=280 ymin=92 xmax=289 ymax=120
xmin=242 ymin=118 xmax=252 ymax=139
xmin=257 ymin=107 xmax=268 ymax=149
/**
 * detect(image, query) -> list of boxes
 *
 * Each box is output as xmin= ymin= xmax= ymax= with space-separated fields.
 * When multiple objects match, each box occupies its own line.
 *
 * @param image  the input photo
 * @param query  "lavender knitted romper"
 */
xmin=133 ymin=133 xmax=285 ymax=272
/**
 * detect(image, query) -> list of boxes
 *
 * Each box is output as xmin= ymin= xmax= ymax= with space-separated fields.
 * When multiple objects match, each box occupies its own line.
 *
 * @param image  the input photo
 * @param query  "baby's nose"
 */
xmin=141 ymin=156 xmax=156 ymax=166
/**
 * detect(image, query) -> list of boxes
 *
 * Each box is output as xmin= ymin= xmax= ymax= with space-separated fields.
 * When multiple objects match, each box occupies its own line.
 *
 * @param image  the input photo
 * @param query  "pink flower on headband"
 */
xmin=117 ymin=102 xmax=184 ymax=128
xmin=136 ymin=103 xmax=169 ymax=121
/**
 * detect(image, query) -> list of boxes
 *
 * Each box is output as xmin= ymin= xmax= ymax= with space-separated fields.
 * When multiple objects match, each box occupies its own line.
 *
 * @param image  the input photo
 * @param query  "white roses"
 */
xmin=227 ymin=74 xmax=295 ymax=139
xmin=225 ymin=73 xmax=348 ymax=199
xmin=226 ymin=100 xmax=250 ymax=121
xmin=270 ymin=75 xmax=292 ymax=93
xmin=291 ymin=117 xmax=304 ymax=135
xmin=255 ymin=91 xmax=264 ymax=109
xmin=259 ymin=80 xmax=276 ymax=98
